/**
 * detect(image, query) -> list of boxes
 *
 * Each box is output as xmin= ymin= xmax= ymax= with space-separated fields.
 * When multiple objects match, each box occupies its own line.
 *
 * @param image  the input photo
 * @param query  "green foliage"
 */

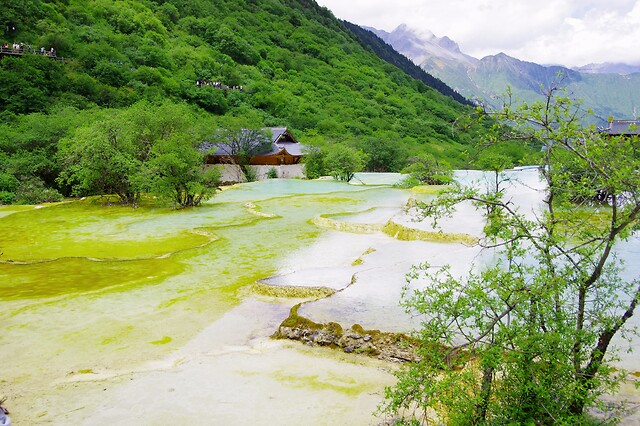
xmin=209 ymin=124 xmax=271 ymax=182
xmin=358 ymin=136 xmax=409 ymax=172
xmin=476 ymin=150 xmax=514 ymax=196
xmin=0 ymin=0 xmax=493 ymax=204
xmin=302 ymin=145 xmax=326 ymax=179
xmin=266 ymin=167 xmax=278 ymax=179
xmin=382 ymin=87 xmax=640 ymax=424
xmin=14 ymin=176 xmax=63 ymax=204
xmin=0 ymin=172 xmax=19 ymax=204
xmin=57 ymin=100 xmax=217 ymax=206
xmin=144 ymin=138 xmax=220 ymax=208
xmin=324 ymin=145 xmax=367 ymax=182
xmin=400 ymin=154 xmax=453 ymax=186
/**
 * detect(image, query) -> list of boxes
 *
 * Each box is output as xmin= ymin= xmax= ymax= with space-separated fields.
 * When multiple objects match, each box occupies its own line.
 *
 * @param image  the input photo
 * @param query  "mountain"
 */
xmin=365 ymin=24 xmax=477 ymax=69
xmin=371 ymin=24 xmax=640 ymax=125
xmin=574 ymin=63 xmax=640 ymax=75
xmin=342 ymin=21 xmax=471 ymax=105
xmin=0 ymin=0 xmax=499 ymax=201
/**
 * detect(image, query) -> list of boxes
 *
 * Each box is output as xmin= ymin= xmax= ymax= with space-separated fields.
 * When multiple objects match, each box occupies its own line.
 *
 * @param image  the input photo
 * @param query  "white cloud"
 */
xmin=316 ymin=0 xmax=640 ymax=66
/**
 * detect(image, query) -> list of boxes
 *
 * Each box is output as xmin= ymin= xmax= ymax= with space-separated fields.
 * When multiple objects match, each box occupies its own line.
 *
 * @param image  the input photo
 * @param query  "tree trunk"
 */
xmin=472 ymin=365 xmax=494 ymax=425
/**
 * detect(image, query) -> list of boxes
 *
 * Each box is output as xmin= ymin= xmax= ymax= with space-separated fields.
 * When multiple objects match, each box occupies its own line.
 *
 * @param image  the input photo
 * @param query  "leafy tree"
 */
xmin=0 ymin=171 xmax=19 ymax=204
xmin=400 ymin=153 xmax=453 ymax=186
xmin=382 ymin=87 xmax=640 ymax=424
xmin=14 ymin=176 xmax=63 ymax=204
xmin=324 ymin=144 xmax=366 ymax=182
xmin=57 ymin=100 xmax=217 ymax=206
xmin=144 ymin=137 xmax=220 ymax=208
xmin=359 ymin=136 xmax=408 ymax=172
xmin=476 ymin=150 xmax=514 ymax=195
xmin=1 ymin=0 xmax=45 ymax=36
xmin=210 ymin=126 xmax=272 ymax=181
xmin=57 ymin=118 xmax=142 ymax=204
xmin=302 ymin=145 xmax=326 ymax=179
xmin=0 ymin=0 xmax=492 ymax=202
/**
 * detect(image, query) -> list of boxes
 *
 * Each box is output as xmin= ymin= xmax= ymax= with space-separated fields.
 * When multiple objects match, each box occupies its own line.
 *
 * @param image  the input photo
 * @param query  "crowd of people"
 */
xmin=1 ymin=42 xmax=56 ymax=57
xmin=196 ymin=80 xmax=243 ymax=91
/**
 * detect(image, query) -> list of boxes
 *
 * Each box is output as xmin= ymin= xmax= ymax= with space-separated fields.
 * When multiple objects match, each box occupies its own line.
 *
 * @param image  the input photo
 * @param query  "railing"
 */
xmin=0 ymin=46 xmax=71 ymax=62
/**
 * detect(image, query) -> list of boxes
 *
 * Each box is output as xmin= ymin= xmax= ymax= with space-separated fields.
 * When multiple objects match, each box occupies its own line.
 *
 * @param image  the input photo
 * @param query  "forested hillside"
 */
xmin=343 ymin=21 xmax=471 ymax=106
xmin=0 ymin=0 xmax=490 ymax=204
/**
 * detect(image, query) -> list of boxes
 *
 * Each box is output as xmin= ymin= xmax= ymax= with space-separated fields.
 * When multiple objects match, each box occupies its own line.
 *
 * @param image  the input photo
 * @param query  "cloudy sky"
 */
xmin=315 ymin=0 xmax=640 ymax=67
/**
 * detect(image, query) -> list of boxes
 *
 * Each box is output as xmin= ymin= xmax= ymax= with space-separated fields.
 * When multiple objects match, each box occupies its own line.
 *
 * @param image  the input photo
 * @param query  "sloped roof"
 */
xmin=269 ymin=127 xmax=298 ymax=144
xmin=602 ymin=120 xmax=640 ymax=136
xmin=206 ymin=127 xmax=305 ymax=157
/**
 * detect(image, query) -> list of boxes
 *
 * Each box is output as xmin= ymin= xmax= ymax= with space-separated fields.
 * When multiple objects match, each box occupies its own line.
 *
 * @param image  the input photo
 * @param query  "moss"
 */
xmin=311 ymin=215 xmax=383 ymax=234
xmin=278 ymin=303 xmax=324 ymax=331
xmin=251 ymin=282 xmax=336 ymax=299
xmin=325 ymin=322 xmax=344 ymax=336
xmin=410 ymin=185 xmax=447 ymax=195
xmin=0 ymin=257 xmax=185 ymax=300
xmin=382 ymin=221 xmax=478 ymax=245
xmin=272 ymin=370 xmax=375 ymax=397
xmin=0 ymin=201 xmax=218 ymax=262
xmin=351 ymin=247 xmax=376 ymax=266
xmin=275 ymin=309 xmax=420 ymax=362
xmin=150 ymin=336 xmax=172 ymax=345
xmin=351 ymin=324 xmax=365 ymax=334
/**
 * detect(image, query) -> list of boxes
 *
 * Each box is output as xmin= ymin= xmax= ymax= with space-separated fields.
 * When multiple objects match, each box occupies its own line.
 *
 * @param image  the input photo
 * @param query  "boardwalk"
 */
xmin=0 ymin=45 xmax=71 ymax=62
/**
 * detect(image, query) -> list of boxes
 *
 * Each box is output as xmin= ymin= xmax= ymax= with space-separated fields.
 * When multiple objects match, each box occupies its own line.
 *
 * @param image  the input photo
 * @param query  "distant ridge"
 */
xmin=573 ymin=63 xmax=640 ymax=75
xmin=370 ymin=24 xmax=640 ymax=125
xmin=343 ymin=21 xmax=472 ymax=105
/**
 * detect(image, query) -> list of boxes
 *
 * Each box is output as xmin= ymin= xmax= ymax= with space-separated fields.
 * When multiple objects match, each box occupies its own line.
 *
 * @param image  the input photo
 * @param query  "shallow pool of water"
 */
xmin=1 ymin=172 xmax=638 ymax=424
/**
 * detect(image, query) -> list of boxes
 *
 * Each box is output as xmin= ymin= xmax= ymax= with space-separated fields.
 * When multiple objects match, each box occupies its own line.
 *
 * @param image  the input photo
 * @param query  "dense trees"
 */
xmin=381 ymin=87 xmax=640 ymax=424
xmin=57 ymin=100 xmax=219 ymax=207
xmin=0 ymin=0 xmax=495 ymax=205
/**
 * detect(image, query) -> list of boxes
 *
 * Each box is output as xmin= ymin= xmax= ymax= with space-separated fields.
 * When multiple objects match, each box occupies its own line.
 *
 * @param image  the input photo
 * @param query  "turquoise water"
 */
xmin=1 ymin=172 xmax=638 ymax=423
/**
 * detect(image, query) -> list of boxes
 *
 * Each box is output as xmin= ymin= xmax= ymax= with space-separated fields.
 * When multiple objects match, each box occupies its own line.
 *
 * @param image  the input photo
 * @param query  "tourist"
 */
xmin=0 ymin=398 xmax=10 ymax=426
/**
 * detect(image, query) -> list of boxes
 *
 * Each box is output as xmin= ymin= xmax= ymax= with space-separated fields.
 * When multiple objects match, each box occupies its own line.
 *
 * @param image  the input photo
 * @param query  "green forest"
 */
xmin=0 ymin=0 xmax=504 ymax=205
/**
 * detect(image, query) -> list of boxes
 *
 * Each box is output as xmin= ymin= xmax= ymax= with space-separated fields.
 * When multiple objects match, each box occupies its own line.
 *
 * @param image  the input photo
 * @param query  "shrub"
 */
xmin=267 ymin=167 xmax=278 ymax=179
xmin=15 ymin=177 xmax=63 ymax=204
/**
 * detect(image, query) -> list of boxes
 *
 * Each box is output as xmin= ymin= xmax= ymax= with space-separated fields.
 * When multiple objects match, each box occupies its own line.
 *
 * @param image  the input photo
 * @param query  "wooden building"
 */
xmin=206 ymin=127 xmax=305 ymax=165
xmin=600 ymin=120 xmax=640 ymax=137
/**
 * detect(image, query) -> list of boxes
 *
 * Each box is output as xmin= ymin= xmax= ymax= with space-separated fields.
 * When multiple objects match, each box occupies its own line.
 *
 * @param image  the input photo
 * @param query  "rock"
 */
xmin=273 ymin=310 xmax=420 ymax=363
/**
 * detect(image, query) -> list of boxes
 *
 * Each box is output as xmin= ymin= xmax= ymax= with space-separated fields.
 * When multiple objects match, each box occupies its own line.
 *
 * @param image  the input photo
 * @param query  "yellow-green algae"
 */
xmin=382 ymin=221 xmax=478 ymax=245
xmin=272 ymin=370 xmax=377 ymax=397
xmin=0 ymin=201 xmax=215 ymax=262
xmin=312 ymin=211 xmax=478 ymax=245
xmin=0 ymin=257 xmax=184 ymax=300
xmin=0 ymin=204 xmax=45 ymax=219
xmin=251 ymin=281 xmax=336 ymax=299
xmin=150 ymin=336 xmax=173 ymax=345
xmin=410 ymin=185 xmax=448 ymax=195
xmin=1 ymin=182 xmax=409 ymax=421
xmin=351 ymin=247 xmax=376 ymax=266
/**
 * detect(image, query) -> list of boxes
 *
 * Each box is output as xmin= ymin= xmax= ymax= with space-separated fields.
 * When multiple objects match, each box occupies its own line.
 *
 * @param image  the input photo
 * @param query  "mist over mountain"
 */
xmin=370 ymin=24 xmax=640 ymax=125
xmin=574 ymin=63 xmax=640 ymax=75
